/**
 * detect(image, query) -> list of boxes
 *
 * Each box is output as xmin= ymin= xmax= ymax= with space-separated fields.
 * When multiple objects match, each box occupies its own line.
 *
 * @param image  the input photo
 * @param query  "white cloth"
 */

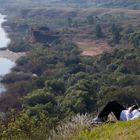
xmin=120 ymin=109 xmax=140 ymax=121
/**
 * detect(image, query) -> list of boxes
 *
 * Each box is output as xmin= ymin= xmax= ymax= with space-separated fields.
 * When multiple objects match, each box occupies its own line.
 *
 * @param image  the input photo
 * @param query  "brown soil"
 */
xmin=75 ymin=39 xmax=112 ymax=56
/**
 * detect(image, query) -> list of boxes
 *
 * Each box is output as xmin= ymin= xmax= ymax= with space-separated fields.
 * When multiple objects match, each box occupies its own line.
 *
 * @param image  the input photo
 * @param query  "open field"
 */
xmin=75 ymin=39 xmax=112 ymax=56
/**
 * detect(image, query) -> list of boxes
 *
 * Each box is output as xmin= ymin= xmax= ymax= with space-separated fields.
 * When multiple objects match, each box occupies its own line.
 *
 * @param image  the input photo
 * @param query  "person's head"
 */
xmin=133 ymin=105 xmax=138 ymax=110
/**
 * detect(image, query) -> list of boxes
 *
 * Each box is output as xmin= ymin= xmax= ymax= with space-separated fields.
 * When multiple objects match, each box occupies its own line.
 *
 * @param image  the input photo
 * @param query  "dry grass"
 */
xmin=49 ymin=113 xmax=94 ymax=140
xmin=49 ymin=113 xmax=118 ymax=140
xmin=48 ymin=111 xmax=140 ymax=140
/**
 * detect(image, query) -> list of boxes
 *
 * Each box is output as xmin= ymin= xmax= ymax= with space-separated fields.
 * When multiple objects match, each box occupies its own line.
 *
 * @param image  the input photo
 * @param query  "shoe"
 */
xmin=92 ymin=116 xmax=104 ymax=124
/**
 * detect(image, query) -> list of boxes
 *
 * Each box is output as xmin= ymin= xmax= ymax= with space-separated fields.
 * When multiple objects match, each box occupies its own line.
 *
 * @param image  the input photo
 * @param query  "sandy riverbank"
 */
xmin=0 ymin=49 xmax=26 ymax=61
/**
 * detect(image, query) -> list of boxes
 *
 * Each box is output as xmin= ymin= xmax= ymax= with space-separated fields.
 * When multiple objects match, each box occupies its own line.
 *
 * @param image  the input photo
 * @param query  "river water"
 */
xmin=0 ymin=13 xmax=15 ymax=93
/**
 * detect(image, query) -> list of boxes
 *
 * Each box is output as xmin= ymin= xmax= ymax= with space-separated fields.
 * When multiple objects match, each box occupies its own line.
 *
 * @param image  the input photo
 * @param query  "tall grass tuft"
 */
xmin=49 ymin=113 xmax=93 ymax=140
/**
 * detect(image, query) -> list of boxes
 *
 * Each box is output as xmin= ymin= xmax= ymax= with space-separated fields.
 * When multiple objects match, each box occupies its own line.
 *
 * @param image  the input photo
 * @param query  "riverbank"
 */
xmin=0 ymin=12 xmax=26 ymax=61
xmin=0 ymin=12 xmax=23 ymax=93
xmin=0 ymin=49 xmax=26 ymax=61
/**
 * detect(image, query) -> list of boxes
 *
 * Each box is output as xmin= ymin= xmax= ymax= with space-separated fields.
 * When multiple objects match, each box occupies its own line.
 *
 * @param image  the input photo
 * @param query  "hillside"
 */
xmin=73 ymin=118 xmax=140 ymax=140
xmin=91 ymin=0 xmax=140 ymax=9
xmin=0 ymin=0 xmax=140 ymax=9
xmin=45 ymin=114 xmax=140 ymax=140
xmin=0 ymin=0 xmax=139 ymax=139
xmin=59 ymin=0 xmax=140 ymax=9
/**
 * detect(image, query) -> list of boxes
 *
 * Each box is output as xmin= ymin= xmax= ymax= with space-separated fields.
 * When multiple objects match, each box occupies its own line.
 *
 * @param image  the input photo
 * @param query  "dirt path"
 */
xmin=76 ymin=39 xmax=112 ymax=56
xmin=0 ymin=49 xmax=26 ymax=61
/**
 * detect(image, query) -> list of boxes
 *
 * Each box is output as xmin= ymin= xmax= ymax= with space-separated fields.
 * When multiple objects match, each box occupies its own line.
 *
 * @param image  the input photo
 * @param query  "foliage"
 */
xmin=23 ymin=90 xmax=55 ymax=107
xmin=0 ymin=110 xmax=49 ymax=140
xmin=95 ymin=24 xmax=103 ymax=38
xmin=0 ymin=3 xmax=140 ymax=139
xmin=87 ymin=16 xmax=94 ymax=25
xmin=62 ymin=80 xmax=99 ymax=113
xmin=130 ymin=31 xmax=140 ymax=48
xmin=110 ymin=24 xmax=122 ymax=44
xmin=8 ymin=40 xmax=31 ymax=52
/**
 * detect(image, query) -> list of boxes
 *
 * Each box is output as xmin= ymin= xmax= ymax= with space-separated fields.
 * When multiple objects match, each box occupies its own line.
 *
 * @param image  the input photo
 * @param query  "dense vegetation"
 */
xmin=0 ymin=1 xmax=140 ymax=139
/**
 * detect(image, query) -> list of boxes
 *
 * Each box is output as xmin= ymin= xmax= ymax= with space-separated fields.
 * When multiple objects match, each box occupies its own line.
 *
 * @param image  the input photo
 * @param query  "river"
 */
xmin=0 ymin=13 xmax=15 ymax=93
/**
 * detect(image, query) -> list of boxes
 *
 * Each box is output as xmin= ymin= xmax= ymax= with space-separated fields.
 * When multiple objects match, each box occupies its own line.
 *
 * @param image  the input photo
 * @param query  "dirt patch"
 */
xmin=75 ymin=39 xmax=112 ymax=56
xmin=0 ymin=49 xmax=26 ymax=61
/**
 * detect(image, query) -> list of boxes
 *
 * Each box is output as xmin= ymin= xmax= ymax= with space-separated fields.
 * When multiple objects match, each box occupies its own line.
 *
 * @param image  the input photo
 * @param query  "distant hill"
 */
xmin=60 ymin=0 xmax=140 ymax=9
xmin=92 ymin=0 xmax=140 ymax=9
xmin=0 ymin=0 xmax=140 ymax=9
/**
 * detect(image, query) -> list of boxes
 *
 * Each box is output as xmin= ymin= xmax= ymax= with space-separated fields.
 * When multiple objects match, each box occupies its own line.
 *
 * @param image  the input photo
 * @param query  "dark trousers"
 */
xmin=98 ymin=101 xmax=126 ymax=120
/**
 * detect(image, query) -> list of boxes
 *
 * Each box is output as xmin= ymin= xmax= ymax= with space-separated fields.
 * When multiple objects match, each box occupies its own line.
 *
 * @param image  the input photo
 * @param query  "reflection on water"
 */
xmin=0 ymin=13 xmax=13 ymax=93
xmin=0 ymin=77 xmax=6 ymax=93
xmin=0 ymin=58 xmax=15 ymax=93
xmin=0 ymin=58 xmax=15 ymax=75
xmin=0 ymin=14 xmax=10 ymax=48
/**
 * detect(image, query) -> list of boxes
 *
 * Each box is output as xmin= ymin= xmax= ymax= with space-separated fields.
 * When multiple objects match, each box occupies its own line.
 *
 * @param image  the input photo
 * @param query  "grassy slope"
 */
xmin=74 ymin=118 xmax=140 ymax=140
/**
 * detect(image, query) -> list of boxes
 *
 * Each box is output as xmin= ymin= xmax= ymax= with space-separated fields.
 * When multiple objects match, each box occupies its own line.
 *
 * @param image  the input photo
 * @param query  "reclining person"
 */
xmin=94 ymin=100 xmax=140 ymax=123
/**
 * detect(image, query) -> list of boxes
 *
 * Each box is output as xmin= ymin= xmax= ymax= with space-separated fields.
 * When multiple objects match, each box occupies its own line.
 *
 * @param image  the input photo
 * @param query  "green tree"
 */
xmin=67 ymin=17 xmax=73 ymax=27
xmin=45 ymin=79 xmax=65 ymax=95
xmin=87 ymin=15 xmax=94 ymax=25
xmin=62 ymin=80 xmax=99 ymax=113
xmin=95 ymin=24 xmax=103 ymax=38
xmin=130 ymin=31 xmax=140 ymax=47
xmin=110 ymin=24 xmax=121 ymax=44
